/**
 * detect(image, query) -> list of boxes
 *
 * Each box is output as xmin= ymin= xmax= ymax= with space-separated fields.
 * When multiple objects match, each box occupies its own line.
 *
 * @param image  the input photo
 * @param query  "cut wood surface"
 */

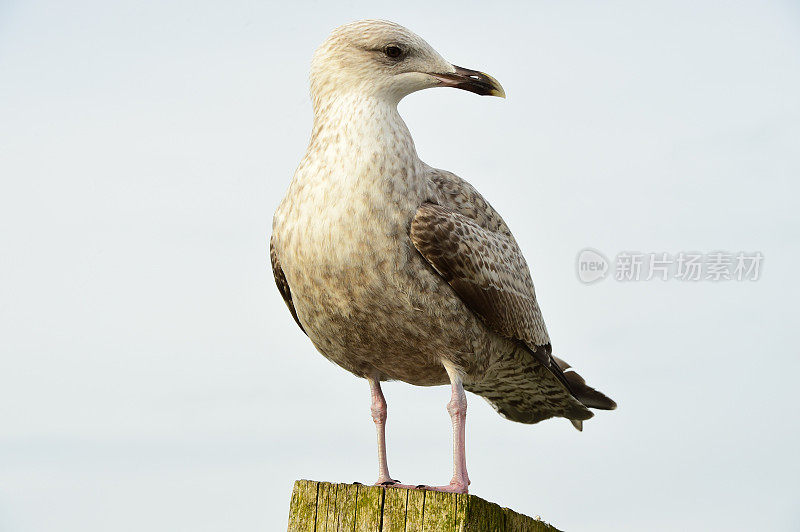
xmin=287 ymin=480 xmax=562 ymax=531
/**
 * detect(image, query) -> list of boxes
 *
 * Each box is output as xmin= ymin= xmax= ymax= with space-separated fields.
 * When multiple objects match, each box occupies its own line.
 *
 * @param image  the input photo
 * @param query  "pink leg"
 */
xmin=369 ymin=378 xmax=400 ymax=486
xmin=421 ymin=363 xmax=470 ymax=494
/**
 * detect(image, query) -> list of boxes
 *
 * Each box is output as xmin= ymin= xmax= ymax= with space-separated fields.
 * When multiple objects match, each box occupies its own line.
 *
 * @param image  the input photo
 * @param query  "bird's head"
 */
xmin=310 ymin=20 xmax=505 ymax=107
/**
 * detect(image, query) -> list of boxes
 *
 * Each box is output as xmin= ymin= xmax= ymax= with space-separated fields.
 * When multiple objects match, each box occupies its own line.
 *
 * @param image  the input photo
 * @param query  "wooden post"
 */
xmin=287 ymin=480 xmax=562 ymax=531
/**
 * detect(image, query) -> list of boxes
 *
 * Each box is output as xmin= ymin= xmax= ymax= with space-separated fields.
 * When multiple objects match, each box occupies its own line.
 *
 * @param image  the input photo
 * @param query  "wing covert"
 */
xmin=410 ymin=202 xmax=550 ymax=359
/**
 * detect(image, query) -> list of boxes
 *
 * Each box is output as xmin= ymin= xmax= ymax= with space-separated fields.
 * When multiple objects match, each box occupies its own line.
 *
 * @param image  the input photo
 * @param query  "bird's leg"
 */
xmin=369 ymin=377 xmax=401 ymax=486
xmin=420 ymin=362 xmax=470 ymax=494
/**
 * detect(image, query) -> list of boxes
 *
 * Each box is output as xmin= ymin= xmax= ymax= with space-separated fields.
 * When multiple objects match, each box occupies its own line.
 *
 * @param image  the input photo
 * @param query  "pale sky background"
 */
xmin=1 ymin=1 xmax=799 ymax=531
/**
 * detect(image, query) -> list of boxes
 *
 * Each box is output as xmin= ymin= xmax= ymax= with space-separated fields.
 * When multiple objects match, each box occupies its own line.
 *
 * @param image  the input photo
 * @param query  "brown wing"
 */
xmin=426 ymin=168 xmax=515 ymax=237
xmin=410 ymin=201 xmax=551 ymax=363
xmin=416 ymin=169 xmax=617 ymax=416
xmin=270 ymin=235 xmax=305 ymax=335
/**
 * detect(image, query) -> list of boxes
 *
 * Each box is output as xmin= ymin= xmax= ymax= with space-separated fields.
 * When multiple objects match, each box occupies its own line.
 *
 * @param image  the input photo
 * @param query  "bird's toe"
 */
xmin=422 ymin=482 xmax=469 ymax=494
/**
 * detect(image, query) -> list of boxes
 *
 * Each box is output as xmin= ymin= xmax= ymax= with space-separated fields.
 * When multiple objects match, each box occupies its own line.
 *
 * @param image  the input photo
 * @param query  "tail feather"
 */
xmin=465 ymin=345 xmax=615 ymax=428
xmin=465 ymin=346 xmax=593 ymax=425
xmin=553 ymin=356 xmax=617 ymax=411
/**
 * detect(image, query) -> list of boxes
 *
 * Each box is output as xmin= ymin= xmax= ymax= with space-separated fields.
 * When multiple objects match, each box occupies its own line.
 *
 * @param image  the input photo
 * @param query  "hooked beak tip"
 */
xmin=431 ymin=65 xmax=506 ymax=98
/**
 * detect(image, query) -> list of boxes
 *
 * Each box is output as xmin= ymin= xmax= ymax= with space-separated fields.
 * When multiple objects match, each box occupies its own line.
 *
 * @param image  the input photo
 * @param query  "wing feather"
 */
xmin=270 ymin=235 xmax=306 ymax=335
xmin=410 ymin=202 xmax=550 ymax=360
xmin=413 ymin=169 xmax=616 ymax=415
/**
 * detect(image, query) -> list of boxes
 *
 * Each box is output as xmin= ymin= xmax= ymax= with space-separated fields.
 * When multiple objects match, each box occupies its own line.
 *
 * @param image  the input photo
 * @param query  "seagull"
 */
xmin=271 ymin=20 xmax=615 ymax=494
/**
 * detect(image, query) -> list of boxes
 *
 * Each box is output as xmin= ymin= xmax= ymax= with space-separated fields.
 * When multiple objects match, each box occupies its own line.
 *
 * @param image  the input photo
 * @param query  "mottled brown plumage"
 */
xmin=410 ymin=202 xmax=551 ymax=361
xmin=270 ymin=20 xmax=615 ymax=492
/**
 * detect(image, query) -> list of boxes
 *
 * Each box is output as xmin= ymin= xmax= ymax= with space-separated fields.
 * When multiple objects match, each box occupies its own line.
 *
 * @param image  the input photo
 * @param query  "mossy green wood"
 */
xmin=287 ymin=480 xmax=318 ymax=532
xmin=381 ymin=487 xmax=409 ymax=532
xmin=287 ymin=480 xmax=562 ymax=532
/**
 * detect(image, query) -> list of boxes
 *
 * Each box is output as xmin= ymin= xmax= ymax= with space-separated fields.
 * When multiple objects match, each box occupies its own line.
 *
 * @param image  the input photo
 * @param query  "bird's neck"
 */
xmin=278 ymin=93 xmax=429 ymax=256
xmin=307 ymin=94 xmax=422 ymax=174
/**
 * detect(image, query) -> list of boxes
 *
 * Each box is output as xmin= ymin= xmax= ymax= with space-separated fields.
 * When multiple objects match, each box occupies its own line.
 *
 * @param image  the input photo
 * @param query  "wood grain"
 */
xmin=287 ymin=480 xmax=561 ymax=531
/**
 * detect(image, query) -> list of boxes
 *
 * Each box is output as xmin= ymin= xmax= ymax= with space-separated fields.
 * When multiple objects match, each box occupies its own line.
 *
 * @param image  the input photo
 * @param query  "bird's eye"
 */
xmin=384 ymin=45 xmax=403 ymax=59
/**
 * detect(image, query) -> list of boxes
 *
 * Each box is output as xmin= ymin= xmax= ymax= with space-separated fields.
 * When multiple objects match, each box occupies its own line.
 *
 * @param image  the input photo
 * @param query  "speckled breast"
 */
xmin=277 ymin=204 xmax=491 ymax=387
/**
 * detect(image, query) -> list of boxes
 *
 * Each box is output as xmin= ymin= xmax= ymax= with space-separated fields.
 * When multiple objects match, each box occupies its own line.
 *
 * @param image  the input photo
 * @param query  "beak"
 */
xmin=430 ymin=65 xmax=506 ymax=98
